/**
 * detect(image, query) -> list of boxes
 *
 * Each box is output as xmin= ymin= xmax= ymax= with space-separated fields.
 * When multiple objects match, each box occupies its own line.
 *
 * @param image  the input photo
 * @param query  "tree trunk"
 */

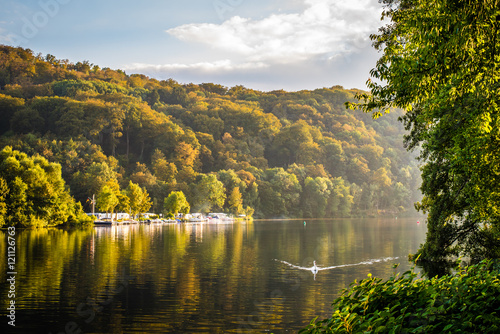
xmin=126 ymin=130 xmax=129 ymax=160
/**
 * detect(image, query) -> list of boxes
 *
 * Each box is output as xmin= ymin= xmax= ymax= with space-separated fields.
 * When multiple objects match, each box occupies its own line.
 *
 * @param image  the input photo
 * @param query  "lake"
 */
xmin=0 ymin=217 xmax=426 ymax=333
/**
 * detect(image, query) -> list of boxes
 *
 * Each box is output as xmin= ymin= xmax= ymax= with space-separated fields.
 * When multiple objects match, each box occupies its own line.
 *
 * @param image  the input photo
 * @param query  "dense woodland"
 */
xmin=0 ymin=44 xmax=422 ymax=227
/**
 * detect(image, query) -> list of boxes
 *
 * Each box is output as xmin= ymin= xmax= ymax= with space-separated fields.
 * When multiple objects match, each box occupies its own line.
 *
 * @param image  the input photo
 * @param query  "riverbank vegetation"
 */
xmin=0 ymin=44 xmax=422 ymax=227
xmin=300 ymin=260 xmax=500 ymax=333
xmin=0 ymin=146 xmax=91 ymax=226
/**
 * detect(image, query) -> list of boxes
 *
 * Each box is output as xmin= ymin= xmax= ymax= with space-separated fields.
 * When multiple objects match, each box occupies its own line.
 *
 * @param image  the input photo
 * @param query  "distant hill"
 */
xmin=0 ymin=44 xmax=421 ymax=219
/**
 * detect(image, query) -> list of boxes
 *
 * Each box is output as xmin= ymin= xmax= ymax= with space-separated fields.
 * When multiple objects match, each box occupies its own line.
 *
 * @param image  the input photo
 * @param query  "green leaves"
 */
xmin=192 ymin=174 xmax=226 ymax=213
xmin=96 ymin=184 xmax=119 ymax=217
xmin=163 ymin=190 xmax=190 ymax=217
xmin=302 ymin=260 xmax=500 ymax=333
xmin=127 ymin=181 xmax=153 ymax=219
xmin=0 ymin=146 xmax=91 ymax=226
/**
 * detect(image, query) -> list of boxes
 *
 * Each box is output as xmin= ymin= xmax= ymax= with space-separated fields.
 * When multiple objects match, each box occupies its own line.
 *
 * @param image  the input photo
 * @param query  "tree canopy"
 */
xmin=163 ymin=191 xmax=190 ymax=217
xmin=0 ymin=146 xmax=91 ymax=227
xmin=350 ymin=0 xmax=500 ymax=261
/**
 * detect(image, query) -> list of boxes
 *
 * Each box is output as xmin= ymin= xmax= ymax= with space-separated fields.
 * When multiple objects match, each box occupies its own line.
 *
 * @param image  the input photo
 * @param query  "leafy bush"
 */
xmin=300 ymin=260 xmax=500 ymax=333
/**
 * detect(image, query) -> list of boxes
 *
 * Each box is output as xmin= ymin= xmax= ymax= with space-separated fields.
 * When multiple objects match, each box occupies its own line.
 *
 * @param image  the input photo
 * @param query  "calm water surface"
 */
xmin=0 ymin=218 xmax=426 ymax=333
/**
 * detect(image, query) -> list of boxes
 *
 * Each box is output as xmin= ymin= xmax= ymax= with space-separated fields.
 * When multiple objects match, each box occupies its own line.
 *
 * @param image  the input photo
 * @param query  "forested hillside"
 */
xmin=0 ymin=45 xmax=421 ymax=223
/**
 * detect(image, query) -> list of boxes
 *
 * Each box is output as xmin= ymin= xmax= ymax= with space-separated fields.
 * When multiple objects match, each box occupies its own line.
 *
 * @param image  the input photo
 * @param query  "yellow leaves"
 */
xmin=478 ymin=112 xmax=493 ymax=134
xmin=174 ymin=142 xmax=200 ymax=170
xmin=372 ymin=167 xmax=393 ymax=189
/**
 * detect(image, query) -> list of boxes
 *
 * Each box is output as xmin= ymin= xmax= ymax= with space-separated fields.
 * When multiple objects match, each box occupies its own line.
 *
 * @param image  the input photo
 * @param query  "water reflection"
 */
xmin=0 ymin=218 xmax=426 ymax=333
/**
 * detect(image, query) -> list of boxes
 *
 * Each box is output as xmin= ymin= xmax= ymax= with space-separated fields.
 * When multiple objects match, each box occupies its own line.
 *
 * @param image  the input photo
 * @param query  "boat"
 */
xmin=207 ymin=213 xmax=235 ymax=223
xmin=94 ymin=218 xmax=115 ymax=225
xmin=186 ymin=213 xmax=207 ymax=222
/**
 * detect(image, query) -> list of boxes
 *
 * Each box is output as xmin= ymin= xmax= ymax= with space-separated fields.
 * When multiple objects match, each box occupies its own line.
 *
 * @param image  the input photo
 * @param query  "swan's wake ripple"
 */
xmin=275 ymin=257 xmax=399 ymax=272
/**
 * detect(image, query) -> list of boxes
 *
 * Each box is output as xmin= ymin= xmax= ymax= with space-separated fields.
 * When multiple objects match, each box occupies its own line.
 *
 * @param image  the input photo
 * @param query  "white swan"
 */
xmin=274 ymin=260 xmax=320 ymax=279
xmin=311 ymin=260 xmax=318 ymax=274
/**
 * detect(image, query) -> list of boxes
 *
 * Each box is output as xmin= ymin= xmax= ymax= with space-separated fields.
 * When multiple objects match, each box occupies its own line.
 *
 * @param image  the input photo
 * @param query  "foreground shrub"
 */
xmin=300 ymin=260 xmax=500 ymax=333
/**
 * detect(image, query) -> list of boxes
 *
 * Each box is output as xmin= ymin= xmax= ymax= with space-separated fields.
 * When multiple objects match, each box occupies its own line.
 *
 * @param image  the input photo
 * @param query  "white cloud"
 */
xmin=124 ymin=59 xmax=268 ymax=74
xmin=125 ymin=0 xmax=384 ymax=90
xmin=166 ymin=0 xmax=382 ymax=65
xmin=0 ymin=27 xmax=15 ymax=44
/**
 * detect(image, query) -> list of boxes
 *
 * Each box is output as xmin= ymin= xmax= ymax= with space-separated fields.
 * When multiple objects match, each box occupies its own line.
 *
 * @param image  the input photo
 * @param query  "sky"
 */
xmin=0 ymin=0 xmax=386 ymax=92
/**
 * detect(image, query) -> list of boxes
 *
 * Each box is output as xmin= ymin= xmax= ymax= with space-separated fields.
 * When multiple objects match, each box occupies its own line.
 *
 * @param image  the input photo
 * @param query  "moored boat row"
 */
xmin=91 ymin=212 xmax=245 ymax=226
